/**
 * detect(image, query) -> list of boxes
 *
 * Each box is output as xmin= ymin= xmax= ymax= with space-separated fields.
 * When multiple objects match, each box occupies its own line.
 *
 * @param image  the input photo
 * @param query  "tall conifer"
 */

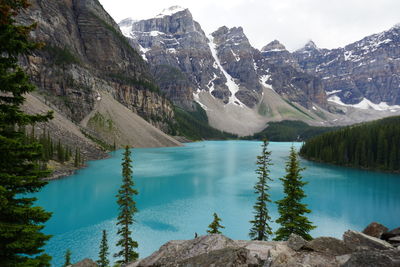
xmin=97 ymin=230 xmax=110 ymax=267
xmin=249 ymin=139 xmax=273 ymax=241
xmin=274 ymin=146 xmax=315 ymax=241
xmin=207 ymin=213 xmax=224 ymax=234
xmin=0 ymin=1 xmax=53 ymax=266
xmin=114 ymin=146 xmax=138 ymax=264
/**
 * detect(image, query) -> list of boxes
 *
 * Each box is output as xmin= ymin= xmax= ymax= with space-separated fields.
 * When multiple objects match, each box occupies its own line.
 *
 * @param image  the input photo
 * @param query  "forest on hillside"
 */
xmin=300 ymin=116 xmax=400 ymax=172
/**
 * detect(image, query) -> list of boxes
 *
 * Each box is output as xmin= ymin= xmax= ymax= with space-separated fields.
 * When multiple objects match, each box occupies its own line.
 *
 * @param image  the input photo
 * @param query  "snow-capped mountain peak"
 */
xmin=156 ymin=6 xmax=188 ymax=17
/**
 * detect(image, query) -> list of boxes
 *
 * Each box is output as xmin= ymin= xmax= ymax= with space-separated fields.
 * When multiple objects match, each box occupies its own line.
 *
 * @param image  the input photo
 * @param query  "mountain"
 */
xmin=119 ymin=7 xmax=333 ymax=135
xmin=19 ymin=0 xmax=181 ymax=156
xmin=293 ymin=25 xmax=400 ymax=108
xmin=19 ymin=1 xmax=400 ymax=142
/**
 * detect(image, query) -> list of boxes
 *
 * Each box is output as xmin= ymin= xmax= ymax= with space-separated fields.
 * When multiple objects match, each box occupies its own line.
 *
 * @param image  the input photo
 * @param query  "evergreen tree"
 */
xmin=207 ymin=212 xmax=224 ymax=234
xmin=249 ymin=139 xmax=273 ymax=241
xmin=114 ymin=146 xmax=139 ymax=264
xmin=274 ymin=146 xmax=315 ymax=241
xmin=0 ymin=1 xmax=53 ymax=266
xmin=97 ymin=230 xmax=110 ymax=267
xmin=63 ymin=249 xmax=71 ymax=267
xmin=74 ymin=147 xmax=80 ymax=167
xmin=57 ymin=139 xmax=64 ymax=162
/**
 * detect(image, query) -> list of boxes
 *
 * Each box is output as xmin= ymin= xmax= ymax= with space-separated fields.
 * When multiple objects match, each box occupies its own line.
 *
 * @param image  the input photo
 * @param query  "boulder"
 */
xmin=362 ymin=222 xmax=389 ymax=239
xmin=342 ymin=249 xmax=400 ymax=267
xmin=129 ymin=234 xmax=238 ymax=266
xmin=178 ymin=247 xmax=260 ymax=266
xmin=382 ymin=227 xmax=400 ymax=241
xmin=271 ymin=251 xmax=339 ymax=267
xmin=343 ymin=230 xmax=393 ymax=251
xmin=304 ymin=236 xmax=352 ymax=256
xmin=389 ymin=236 xmax=400 ymax=247
xmin=71 ymin=259 xmax=98 ymax=267
xmin=287 ymin=233 xmax=307 ymax=251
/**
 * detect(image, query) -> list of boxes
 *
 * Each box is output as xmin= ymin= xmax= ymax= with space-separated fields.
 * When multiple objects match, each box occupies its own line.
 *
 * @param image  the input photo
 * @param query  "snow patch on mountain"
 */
xmin=208 ymin=36 xmax=244 ymax=107
xmin=328 ymin=96 xmax=400 ymax=111
xmin=156 ymin=6 xmax=187 ymax=17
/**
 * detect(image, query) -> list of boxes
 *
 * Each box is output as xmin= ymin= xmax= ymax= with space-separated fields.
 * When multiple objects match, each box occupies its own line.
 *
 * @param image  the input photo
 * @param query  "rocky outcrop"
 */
xmin=70 ymin=258 xmax=98 ymax=267
xmin=304 ymin=237 xmax=353 ymax=256
xmin=293 ymin=25 xmax=400 ymax=106
xmin=287 ymin=233 xmax=307 ymax=251
xmin=20 ymin=0 xmax=175 ymax=132
xmin=127 ymin=225 xmax=400 ymax=267
xmin=342 ymin=249 xmax=400 ymax=267
xmin=343 ymin=230 xmax=393 ymax=251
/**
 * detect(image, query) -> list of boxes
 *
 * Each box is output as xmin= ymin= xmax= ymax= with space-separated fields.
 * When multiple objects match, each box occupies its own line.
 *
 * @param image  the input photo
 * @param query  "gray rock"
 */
xmin=362 ymin=222 xmax=389 ymax=238
xmin=341 ymin=249 xmax=400 ymax=267
xmin=178 ymin=247 xmax=260 ymax=266
xmin=129 ymin=234 xmax=238 ymax=266
xmin=71 ymin=258 xmax=98 ymax=267
xmin=304 ymin=236 xmax=353 ymax=256
xmin=383 ymin=227 xmax=400 ymax=241
xmin=287 ymin=233 xmax=307 ymax=251
xmin=343 ymin=230 xmax=393 ymax=251
xmin=390 ymin=236 xmax=400 ymax=242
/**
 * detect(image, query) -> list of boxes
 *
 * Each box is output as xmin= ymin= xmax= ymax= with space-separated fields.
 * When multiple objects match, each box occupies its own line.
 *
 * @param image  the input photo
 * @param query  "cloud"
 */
xmin=99 ymin=0 xmax=400 ymax=51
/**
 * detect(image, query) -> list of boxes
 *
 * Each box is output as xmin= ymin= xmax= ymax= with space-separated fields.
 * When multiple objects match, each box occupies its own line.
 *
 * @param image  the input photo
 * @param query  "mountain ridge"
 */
xmin=119 ymin=7 xmax=400 ymax=135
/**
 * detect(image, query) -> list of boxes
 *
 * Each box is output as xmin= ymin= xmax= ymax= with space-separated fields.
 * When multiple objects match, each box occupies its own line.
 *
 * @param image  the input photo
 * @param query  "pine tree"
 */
xmin=114 ymin=146 xmax=139 ymax=264
xmin=63 ymin=249 xmax=71 ymax=267
xmin=274 ymin=146 xmax=315 ymax=241
xmin=207 ymin=212 xmax=224 ymax=234
xmin=74 ymin=147 xmax=80 ymax=167
xmin=97 ymin=230 xmax=110 ymax=267
xmin=0 ymin=1 xmax=53 ymax=266
xmin=57 ymin=139 xmax=64 ymax=162
xmin=249 ymin=139 xmax=273 ymax=241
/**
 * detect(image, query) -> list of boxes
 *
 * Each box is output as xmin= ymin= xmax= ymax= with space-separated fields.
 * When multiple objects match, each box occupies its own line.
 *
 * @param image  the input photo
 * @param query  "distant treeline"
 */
xmin=172 ymin=103 xmax=238 ymax=140
xmin=244 ymin=120 xmax=339 ymax=142
xmin=300 ymin=116 xmax=400 ymax=172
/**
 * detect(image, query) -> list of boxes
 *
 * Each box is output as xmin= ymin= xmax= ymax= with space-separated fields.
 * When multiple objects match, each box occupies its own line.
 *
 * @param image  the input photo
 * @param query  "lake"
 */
xmin=33 ymin=141 xmax=400 ymax=266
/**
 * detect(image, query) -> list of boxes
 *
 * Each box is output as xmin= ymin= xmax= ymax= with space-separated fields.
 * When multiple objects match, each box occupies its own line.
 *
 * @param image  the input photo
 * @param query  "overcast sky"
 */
xmin=98 ymin=0 xmax=400 ymax=51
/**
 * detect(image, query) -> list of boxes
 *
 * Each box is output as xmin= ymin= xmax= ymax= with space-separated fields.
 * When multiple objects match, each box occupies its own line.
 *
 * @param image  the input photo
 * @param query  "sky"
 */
xmin=98 ymin=0 xmax=400 ymax=51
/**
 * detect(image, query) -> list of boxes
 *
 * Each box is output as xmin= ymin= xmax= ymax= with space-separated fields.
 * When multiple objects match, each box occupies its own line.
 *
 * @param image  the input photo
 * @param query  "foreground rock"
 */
xmin=70 ymin=258 xmax=97 ymax=267
xmin=362 ymin=222 xmax=389 ymax=239
xmin=342 ymin=249 xmax=400 ymax=267
xmin=344 ymin=230 xmax=393 ymax=250
xmin=128 ymin=227 xmax=400 ymax=267
xmin=304 ymin=237 xmax=352 ymax=256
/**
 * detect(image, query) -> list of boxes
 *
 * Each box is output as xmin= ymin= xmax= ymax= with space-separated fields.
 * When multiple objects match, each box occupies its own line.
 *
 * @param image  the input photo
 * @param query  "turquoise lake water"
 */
xmin=32 ymin=141 xmax=400 ymax=266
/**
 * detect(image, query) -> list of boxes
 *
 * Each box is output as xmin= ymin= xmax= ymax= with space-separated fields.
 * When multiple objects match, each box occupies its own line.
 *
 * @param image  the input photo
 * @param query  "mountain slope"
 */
xmin=19 ymin=0 xmax=180 ymax=147
xmin=81 ymin=91 xmax=182 ymax=148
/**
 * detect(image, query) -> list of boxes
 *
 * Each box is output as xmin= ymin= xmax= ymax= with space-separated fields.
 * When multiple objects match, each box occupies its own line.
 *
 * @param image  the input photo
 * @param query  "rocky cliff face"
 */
xmin=211 ymin=26 xmax=262 ymax=107
xmin=293 ymin=25 xmax=400 ymax=107
xmin=21 ymin=0 xmax=174 ymax=131
xmin=119 ymin=6 xmax=233 ymax=109
xmin=255 ymin=40 xmax=328 ymax=109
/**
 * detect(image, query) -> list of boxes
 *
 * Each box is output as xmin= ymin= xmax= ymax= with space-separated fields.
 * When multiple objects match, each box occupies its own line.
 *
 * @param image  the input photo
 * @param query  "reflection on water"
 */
xmin=33 ymin=141 xmax=400 ymax=266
